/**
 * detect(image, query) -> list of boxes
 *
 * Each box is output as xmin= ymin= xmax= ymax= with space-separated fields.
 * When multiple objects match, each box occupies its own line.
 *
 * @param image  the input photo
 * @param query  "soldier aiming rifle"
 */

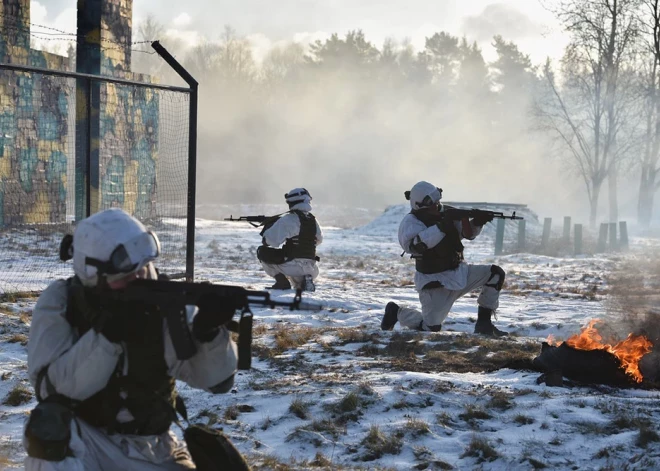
xmin=382 ymin=181 xmax=523 ymax=336
xmin=225 ymin=188 xmax=323 ymax=292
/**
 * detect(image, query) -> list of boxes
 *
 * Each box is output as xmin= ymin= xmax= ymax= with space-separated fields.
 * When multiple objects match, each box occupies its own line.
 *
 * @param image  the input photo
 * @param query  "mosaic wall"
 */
xmin=0 ymin=0 xmax=70 ymax=225
xmin=0 ymin=0 xmax=159 ymax=226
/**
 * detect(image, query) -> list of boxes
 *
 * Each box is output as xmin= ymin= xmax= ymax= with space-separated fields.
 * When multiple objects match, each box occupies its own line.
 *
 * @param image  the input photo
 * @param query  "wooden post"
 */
xmin=597 ymin=223 xmax=608 ymax=252
xmin=563 ymin=216 xmax=571 ymax=243
xmin=609 ymin=222 xmax=617 ymax=252
xmin=517 ymin=219 xmax=526 ymax=252
xmin=494 ymin=218 xmax=505 ymax=255
xmin=619 ymin=221 xmax=629 ymax=251
xmin=574 ymin=224 xmax=583 ymax=255
xmin=541 ymin=218 xmax=552 ymax=250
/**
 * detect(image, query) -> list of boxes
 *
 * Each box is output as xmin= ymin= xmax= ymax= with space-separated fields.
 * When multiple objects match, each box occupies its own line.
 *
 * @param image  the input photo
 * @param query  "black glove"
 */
xmin=192 ymin=294 xmax=243 ymax=343
xmin=472 ymin=212 xmax=494 ymax=226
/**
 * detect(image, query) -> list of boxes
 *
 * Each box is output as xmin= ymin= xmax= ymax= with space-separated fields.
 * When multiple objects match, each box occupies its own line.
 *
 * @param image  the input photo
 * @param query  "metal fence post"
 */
xmin=609 ymin=222 xmax=617 ymax=252
xmin=563 ymin=216 xmax=571 ymax=244
xmin=542 ymin=218 xmax=552 ymax=250
xmin=574 ymin=224 xmax=583 ymax=255
xmin=152 ymin=41 xmax=199 ymax=282
xmin=597 ymin=223 xmax=608 ymax=252
xmin=517 ymin=219 xmax=526 ymax=252
xmin=619 ymin=221 xmax=629 ymax=251
xmin=494 ymin=218 xmax=505 ymax=255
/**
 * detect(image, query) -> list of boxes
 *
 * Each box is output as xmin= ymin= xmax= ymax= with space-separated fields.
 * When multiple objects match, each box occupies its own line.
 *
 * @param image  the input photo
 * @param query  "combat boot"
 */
xmin=269 ymin=274 xmax=291 ymax=290
xmin=474 ymin=306 xmax=508 ymax=337
xmin=381 ymin=302 xmax=400 ymax=330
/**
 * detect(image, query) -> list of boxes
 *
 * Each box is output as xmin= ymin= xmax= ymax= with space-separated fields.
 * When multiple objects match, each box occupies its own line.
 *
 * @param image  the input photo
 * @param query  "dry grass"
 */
xmin=273 ymin=325 xmax=315 ymax=353
xmin=460 ymin=435 xmax=499 ymax=463
xmin=488 ymin=391 xmax=513 ymax=411
xmin=403 ymin=417 xmax=431 ymax=437
xmin=6 ymin=333 xmax=28 ymax=346
xmin=336 ymin=328 xmax=373 ymax=344
xmin=360 ymin=425 xmax=403 ymax=461
xmin=458 ymin=405 xmax=492 ymax=425
xmin=513 ymin=414 xmax=535 ymax=426
xmin=636 ymin=426 xmax=660 ymax=448
xmin=3 ymin=383 xmax=32 ymax=406
xmin=383 ymin=333 xmax=539 ymax=375
xmin=224 ymin=405 xmax=240 ymax=421
xmin=289 ymin=396 xmax=312 ymax=419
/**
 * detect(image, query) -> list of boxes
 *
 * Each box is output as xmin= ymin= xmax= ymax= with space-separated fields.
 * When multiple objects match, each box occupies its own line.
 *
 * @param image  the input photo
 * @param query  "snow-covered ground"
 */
xmin=1 ymin=205 xmax=660 ymax=470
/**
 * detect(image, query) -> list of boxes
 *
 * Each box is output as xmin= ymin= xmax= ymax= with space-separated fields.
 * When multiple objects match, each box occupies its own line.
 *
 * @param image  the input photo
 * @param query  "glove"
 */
xmin=192 ymin=293 xmax=243 ymax=343
xmin=472 ymin=212 xmax=494 ymax=226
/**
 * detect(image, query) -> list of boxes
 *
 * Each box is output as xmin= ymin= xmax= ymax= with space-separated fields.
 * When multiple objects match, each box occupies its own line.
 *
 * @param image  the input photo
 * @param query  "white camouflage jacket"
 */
xmin=398 ymin=207 xmax=483 ymax=292
xmin=27 ymin=279 xmax=238 ymax=402
xmin=262 ymin=202 xmax=323 ymax=248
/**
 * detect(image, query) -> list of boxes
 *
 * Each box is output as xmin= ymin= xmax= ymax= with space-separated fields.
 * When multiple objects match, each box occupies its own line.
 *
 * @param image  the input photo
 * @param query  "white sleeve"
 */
xmin=315 ymin=220 xmax=323 ymax=246
xmin=262 ymin=214 xmax=301 ymax=247
xmin=463 ymin=219 xmax=483 ymax=240
xmin=398 ymin=214 xmax=445 ymax=254
xmin=28 ymin=280 xmax=122 ymax=401
xmin=164 ymin=319 xmax=238 ymax=392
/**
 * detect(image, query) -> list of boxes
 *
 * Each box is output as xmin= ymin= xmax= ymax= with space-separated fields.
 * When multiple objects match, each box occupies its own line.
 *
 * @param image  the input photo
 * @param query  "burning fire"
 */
xmin=547 ymin=319 xmax=653 ymax=383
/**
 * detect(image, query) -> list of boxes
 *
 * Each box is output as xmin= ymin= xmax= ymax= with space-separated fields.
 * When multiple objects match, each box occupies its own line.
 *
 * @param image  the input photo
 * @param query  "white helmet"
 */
xmin=407 ymin=181 xmax=442 ymax=210
xmin=285 ymin=188 xmax=312 ymax=210
xmin=71 ymin=208 xmax=160 ymax=287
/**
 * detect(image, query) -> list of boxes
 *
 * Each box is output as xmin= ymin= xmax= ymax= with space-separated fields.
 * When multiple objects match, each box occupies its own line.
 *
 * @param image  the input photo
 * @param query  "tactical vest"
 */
xmin=412 ymin=209 xmax=464 ymax=274
xmin=283 ymin=211 xmax=318 ymax=260
xmin=65 ymin=277 xmax=177 ymax=436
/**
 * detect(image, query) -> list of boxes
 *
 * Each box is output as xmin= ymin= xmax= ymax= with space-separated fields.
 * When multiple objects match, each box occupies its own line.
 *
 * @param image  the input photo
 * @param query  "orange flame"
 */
xmin=546 ymin=319 xmax=653 ymax=383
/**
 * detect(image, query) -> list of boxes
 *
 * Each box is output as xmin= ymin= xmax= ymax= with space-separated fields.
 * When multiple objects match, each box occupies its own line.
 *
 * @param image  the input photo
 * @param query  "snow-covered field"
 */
xmin=2 ymin=205 xmax=660 ymax=470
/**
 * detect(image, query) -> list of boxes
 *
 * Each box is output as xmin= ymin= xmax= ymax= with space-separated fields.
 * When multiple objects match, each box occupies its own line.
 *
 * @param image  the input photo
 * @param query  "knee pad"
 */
xmin=485 ymin=265 xmax=505 ymax=291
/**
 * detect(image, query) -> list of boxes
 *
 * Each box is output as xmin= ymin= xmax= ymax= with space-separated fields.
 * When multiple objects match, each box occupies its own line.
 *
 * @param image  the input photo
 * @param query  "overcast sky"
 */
xmin=31 ymin=0 xmax=568 ymax=64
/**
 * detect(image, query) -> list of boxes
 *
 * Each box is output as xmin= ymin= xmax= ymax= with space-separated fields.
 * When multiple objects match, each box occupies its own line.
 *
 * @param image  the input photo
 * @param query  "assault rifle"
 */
xmin=103 ymin=278 xmax=322 ymax=369
xmin=441 ymin=207 xmax=524 ymax=221
xmin=224 ymin=214 xmax=282 ymax=228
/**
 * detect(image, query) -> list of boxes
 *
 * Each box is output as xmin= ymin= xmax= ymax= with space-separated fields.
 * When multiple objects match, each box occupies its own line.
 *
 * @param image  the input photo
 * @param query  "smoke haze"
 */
xmin=31 ymin=1 xmax=647 ymax=227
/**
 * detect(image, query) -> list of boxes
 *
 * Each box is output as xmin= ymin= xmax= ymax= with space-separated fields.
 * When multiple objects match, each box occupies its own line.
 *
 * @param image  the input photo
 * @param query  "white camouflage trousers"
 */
xmin=398 ymin=264 xmax=501 ymax=330
xmin=24 ymin=417 xmax=194 ymax=471
xmin=261 ymin=259 xmax=319 ymax=289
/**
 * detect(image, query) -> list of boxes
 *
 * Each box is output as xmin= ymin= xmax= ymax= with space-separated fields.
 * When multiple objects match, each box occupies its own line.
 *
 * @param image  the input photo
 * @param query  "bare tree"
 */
xmin=132 ymin=14 xmax=185 ymax=82
xmin=636 ymin=1 xmax=660 ymax=227
xmin=536 ymin=0 xmax=640 ymax=226
xmin=261 ymin=43 xmax=304 ymax=100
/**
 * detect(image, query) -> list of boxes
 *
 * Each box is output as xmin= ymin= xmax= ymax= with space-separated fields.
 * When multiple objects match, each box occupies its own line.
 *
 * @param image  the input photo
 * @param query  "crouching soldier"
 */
xmin=381 ymin=181 xmax=508 ymax=336
xmin=23 ymin=208 xmax=242 ymax=470
xmin=257 ymin=188 xmax=323 ymax=291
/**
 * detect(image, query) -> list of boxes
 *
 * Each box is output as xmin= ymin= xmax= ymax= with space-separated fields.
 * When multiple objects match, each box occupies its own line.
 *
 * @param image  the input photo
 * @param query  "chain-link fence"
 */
xmin=0 ymin=60 xmax=195 ymax=294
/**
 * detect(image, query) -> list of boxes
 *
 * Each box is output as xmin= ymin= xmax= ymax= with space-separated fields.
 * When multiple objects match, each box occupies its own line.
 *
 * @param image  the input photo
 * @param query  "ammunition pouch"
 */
xmin=184 ymin=425 xmax=251 ymax=471
xmin=25 ymin=396 xmax=75 ymax=461
xmin=257 ymin=246 xmax=287 ymax=265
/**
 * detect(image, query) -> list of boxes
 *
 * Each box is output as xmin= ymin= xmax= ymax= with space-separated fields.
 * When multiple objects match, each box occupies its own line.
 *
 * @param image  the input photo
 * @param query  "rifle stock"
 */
xmin=104 ymin=278 xmax=322 ymax=369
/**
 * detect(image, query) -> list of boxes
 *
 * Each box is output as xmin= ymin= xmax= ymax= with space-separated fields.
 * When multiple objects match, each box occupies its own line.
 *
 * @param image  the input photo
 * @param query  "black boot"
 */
xmin=474 ymin=306 xmax=508 ymax=337
xmin=381 ymin=302 xmax=400 ymax=331
xmin=269 ymin=274 xmax=292 ymax=290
